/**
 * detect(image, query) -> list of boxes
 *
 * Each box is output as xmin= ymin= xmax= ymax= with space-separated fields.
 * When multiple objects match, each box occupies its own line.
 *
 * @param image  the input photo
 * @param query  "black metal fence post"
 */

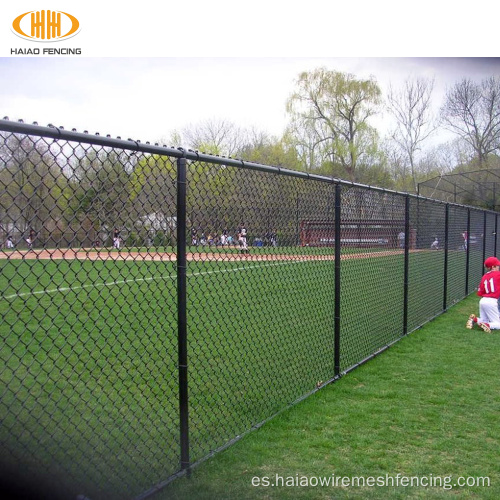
xmin=334 ymin=182 xmax=341 ymax=376
xmin=176 ymin=155 xmax=190 ymax=472
xmin=443 ymin=204 xmax=449 ymax=311
xmin=495 ymin=214 xmax=498 ymax=257
xmin=295 ymin=194 xmax=300 ymax=246
xmin=403 ymin=194 xmax=410 ymax=336
xmin=465 ymin=209 xmax=471 ymax=295
xmin=482 ymin=211 xmax=487 ymax=265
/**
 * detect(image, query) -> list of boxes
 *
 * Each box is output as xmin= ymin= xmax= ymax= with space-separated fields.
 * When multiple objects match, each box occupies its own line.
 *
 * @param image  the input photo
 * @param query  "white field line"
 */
xmin=2 ymin=259 xmax=308 ymax=302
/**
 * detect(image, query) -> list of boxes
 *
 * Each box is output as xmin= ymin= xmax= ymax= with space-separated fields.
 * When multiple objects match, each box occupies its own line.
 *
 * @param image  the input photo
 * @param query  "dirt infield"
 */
xmin=0 ymin=248 xmax=411 ymax=262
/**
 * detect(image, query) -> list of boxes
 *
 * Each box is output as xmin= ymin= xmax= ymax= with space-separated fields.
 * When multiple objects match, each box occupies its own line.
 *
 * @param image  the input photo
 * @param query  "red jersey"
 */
xmin=477 ymin=270 xmax=500 ymax=298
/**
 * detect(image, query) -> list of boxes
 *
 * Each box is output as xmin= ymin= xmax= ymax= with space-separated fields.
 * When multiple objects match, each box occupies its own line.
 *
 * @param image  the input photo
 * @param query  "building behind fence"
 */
xmin=0 ymin=119 xmax=497 ymax=500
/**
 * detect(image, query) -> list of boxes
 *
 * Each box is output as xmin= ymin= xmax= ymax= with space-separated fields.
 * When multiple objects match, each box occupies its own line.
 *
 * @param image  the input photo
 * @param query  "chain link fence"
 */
xmin=417 ymin=168 xmax=500 ymax=210
xmin=1 ymin=119 xmax=497 ymax=499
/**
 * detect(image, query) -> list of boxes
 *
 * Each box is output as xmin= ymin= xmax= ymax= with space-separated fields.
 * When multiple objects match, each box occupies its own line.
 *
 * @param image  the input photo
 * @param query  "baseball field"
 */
xmin=0 ymin=247 xmax=476 ymax=499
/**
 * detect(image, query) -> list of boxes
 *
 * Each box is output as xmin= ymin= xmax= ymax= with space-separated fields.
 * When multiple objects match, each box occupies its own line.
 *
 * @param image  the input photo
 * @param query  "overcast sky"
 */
xmin=1 ymin=57 xmax=500 ymax=147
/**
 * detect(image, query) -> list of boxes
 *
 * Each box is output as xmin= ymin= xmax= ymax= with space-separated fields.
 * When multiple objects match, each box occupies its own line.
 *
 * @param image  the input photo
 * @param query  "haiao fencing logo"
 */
xmin=12 ymin=10 xmax=80 ymax=42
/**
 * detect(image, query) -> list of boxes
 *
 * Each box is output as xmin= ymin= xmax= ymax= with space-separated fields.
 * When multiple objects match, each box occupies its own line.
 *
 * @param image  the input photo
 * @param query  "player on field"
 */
xmin=466 ymin=256 xmax=500 ymax=333
xmin=26 ymin=229 xmax=36 ymax=250
xmin=398 ymin=231 xmax=405 ymax=249
xmin=237 ymin=223 xmax=248 ymax=253
xmin=113 ymin=228 xmax=121 ymax=249
xmin=462 ymin=230 xmax=468 ymax=251
xmin=191 ymin=227 xmax=198 ymax=246
xmin=220 ymin=228 xmax=228 ymax=246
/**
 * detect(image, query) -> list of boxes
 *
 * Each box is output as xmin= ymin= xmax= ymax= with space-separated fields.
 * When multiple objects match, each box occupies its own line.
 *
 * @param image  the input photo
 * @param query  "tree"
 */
xmin=237 ymin=130 xmax=302 ymax=170
xmin=128 ymin=153 xmax=177 ymax=246
xmin=380 ymin=138 xmax=407 ymax=190
xmin=177 ymin=118 xmax=249 ymax=157
xmin=423 ymin=138 xmax=471 ymax=175
xmin=0 ymin=133 xmax=65 ymax=244
xmin=286 ymin=67 xmax=383 ymax=182
xmin=440 ymin=76 xmax=500 ymax=168
xmin=387 ymin=77 xmax=436 ymax=192
xmin=283 ymin=115 xmax=332 ymax=173
xmin=69 ymin=147 xmax=132 ymax=245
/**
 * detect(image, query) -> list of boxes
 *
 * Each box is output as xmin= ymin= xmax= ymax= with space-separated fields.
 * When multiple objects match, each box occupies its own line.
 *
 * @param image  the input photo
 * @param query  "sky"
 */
xmin=2 ymin=57 xmax=500 ymax=148
xmin=1 ymin=1 xmax=499 ymax=149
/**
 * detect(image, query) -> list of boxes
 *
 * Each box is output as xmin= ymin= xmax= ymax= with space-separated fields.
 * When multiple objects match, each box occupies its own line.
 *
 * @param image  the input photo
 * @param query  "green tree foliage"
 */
xmin=283 ymin=116 xmax=332 ymax=173
xmin=128 ymin=153 xmax=176 ymax=215
xmin=236 ymin=131 xmax=302 ymax=171
xmin=286 ymin=68 xmax=383 ymax=182
xmin=69 ymin=148 xmax=132 ymax=244
xmin=0 ymin=133 xmax=67 ymax=244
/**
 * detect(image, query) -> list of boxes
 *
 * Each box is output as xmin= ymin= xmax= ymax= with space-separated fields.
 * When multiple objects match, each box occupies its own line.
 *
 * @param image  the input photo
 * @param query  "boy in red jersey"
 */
xmin=466 ymin=256 xmax=500 ymax=333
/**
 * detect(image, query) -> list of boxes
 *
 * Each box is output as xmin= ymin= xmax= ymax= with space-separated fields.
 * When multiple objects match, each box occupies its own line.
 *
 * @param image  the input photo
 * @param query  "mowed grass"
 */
xmin=1 ymin=254 xmax=336 ymax=499
xmin=161 ymin=292 xmax=500 ymax=500
xmin=1 ymin=258 xmax=181 ymax=499
xmin=0 ymin=249 xmax=482 ymax=499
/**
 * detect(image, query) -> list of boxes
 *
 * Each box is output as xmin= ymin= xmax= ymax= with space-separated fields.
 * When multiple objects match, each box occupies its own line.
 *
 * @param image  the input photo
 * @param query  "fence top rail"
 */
xmin=0 ymin=118 xmax=497 ymax=214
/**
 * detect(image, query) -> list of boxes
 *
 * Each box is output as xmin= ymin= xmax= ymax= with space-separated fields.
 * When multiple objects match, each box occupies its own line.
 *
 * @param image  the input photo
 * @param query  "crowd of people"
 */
xmin=190 ymin=224 xmax=278 ymax=253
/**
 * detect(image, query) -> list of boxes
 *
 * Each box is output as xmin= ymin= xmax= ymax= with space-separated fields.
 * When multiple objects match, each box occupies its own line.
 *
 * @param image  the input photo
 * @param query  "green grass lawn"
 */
xmin=0 ymin=249 xmax=486 ymax=499
xmin=160 ymin=293 xmax=500 ymax=500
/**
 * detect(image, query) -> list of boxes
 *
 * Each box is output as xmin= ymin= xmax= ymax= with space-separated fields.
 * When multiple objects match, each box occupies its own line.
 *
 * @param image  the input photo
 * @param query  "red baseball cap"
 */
xmin=484 ymin=256 xmax=500 ymax=268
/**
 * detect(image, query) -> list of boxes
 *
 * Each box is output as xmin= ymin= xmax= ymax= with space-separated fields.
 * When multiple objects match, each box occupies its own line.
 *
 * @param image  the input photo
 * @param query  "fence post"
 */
xmin=443 ymin=204 xmax=449 ymax=311
xmin=495 ymin=214 xmax=498 ymax=257
xmin=334 ymin=182 xmax=341 ymax=377
xmin=465 ymin=209 xmax=471 ymax=295
xmin=176 ymin=155 xmax=190 ymax=472
xmin=296 ymin=195 xmax=300 ymax=246
xmin=482 ymin=211 xmax=487 ymax=265
xmin=403 ymin=194 xmax=410 ymax=336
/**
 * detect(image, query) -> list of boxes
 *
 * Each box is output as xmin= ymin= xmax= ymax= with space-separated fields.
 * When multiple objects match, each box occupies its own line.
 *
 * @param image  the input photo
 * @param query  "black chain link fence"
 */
xmin=1 ymin=119 xmax=498 ymax=500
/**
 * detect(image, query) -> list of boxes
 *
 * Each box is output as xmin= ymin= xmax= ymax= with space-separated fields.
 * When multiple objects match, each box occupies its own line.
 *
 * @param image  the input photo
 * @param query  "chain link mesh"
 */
xmin=1 ymin=129 xmax=179 ymax=499
xmin=184 ymin=163 xmax=336 ymax=464
xmin=339 ymin=187 xmax=406 ymax=370
xmin=406 ymin=198 xmax=447 ymax=331
xmin=1 ymin=121 xmax=499 ymax=499
xmin=469 ymin=210 xmax=487 ymax=290
xmin=446 ymin=205 xmax=469 ymax=306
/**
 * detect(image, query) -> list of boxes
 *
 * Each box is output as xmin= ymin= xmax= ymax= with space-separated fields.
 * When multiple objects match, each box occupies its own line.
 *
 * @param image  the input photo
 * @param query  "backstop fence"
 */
xmin=0 ymin=119 xmax=497 ymax=500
